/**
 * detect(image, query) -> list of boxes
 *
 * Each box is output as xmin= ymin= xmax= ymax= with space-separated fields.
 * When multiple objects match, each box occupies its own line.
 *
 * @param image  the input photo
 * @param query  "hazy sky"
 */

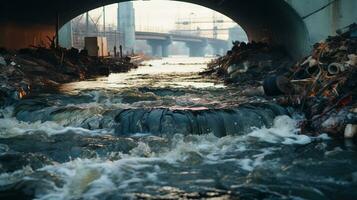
xmin=77 ymin=0 xmax=240 ymax=39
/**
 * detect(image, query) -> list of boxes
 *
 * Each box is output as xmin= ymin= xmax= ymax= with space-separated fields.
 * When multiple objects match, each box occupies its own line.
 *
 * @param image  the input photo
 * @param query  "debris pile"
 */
xmin=202 ymin=41 xmax=293 ymax=86
xmin=0 ymin=47 xmax=138 ymax=106
xmin=204 ymin=24 xmax=357 ymax=138
xmin=280 ymin=29 xmax=357 ymax=137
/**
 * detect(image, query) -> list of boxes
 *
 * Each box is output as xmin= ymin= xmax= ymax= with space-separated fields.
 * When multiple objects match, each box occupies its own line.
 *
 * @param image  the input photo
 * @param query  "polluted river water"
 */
xmin=0 ymin=57 xmax=357 ymax=199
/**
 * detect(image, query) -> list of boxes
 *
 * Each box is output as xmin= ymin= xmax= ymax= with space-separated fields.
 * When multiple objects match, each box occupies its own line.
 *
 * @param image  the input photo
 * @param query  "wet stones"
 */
xmin=0 ymin=56 xmax=6 ymax=66
xmin=114 ymin=103 xmax=288 ymax=137
xmin=0 ymin=152 xmax=53 ymax=173
xmin=13 ymin=99 xmax=53 ymax=122
xmin=81 ymin=115 xmax=104 ymax=130
xmin=0 ymin=170 xmax=62 ymax=200
xmin=0 ymin=133 xmax=137 ymax=163
xmin=120 ymin=90 xmax=159 ymax=104
xmin=138 ymin=87 xmax=186 ymax=97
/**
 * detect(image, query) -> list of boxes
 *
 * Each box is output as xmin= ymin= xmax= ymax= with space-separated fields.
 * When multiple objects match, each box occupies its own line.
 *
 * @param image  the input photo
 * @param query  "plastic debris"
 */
xmin=0 ymin=47 xmax=139 ymax=106
xmin=202 ymin=23 xmax=357 ymax=138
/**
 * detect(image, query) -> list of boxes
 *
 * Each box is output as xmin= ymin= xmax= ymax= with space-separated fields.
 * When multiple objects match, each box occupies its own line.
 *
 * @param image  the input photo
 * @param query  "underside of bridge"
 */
xmin=0 ymin=0 xmax=309 ymax=59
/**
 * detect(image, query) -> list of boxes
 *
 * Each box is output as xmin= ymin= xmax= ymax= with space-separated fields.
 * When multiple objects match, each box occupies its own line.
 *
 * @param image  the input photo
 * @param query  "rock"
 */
xmin=0 ymin=152 xmax=53 ymax=173
xmin=0 ymin=133 xmax=137 ymax=163
xmin=121 ymin=90 xmax=158 ymax=103
xmin=81 ymin=115 xmax=103 ymax=130
xmin=0 ymin=56 xmax=6 ymax=66
xmin=0 ymin=144 xmax=9 ymax=153
xmin=344 ymin=124 xmax=357 ymax=138
xmin=242 ymin=86 xmax=265 ymax=97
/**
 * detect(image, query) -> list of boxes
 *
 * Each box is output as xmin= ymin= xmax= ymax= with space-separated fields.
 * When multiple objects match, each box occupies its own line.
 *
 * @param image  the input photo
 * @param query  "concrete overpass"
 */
xmin=0 ymin=0 xmax=356 ymax=60
xmin=135 ymin=31 xmax=228 ymax=57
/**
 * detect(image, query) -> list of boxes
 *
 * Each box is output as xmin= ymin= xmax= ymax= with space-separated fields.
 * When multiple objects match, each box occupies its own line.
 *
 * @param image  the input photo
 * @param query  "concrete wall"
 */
xmin=0 ymin=22 xmax=55 ymax=49
xmin=286 ymin=0 xmax=357 ymax=44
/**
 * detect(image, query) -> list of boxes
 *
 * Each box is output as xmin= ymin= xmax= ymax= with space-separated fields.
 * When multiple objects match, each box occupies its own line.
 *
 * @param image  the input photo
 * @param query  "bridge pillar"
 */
xmin=162 ymin=44 xmax=170 ymax=58
xmin=162 ymin=37 xmax=172 ymax=57
xmin=147 ymin=40 xmax=161 ymax=57
xmin=118 ymin=2 xmax=136 ymax=54
xmin=147 ymin=38 xmax=172 ymax=57
xmin=186 ymin=41 xmax=208 ymax=57
xmin=211 ymin=43 xmax=228 ymax=56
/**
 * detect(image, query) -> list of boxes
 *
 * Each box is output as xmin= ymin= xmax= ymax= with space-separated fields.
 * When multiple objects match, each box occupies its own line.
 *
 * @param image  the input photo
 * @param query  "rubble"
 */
xmin=202 ymin=41 xmax=293 ymax=87
xmin=281 ymin=27 xmax=357 ymax=137
xmin=0 ymin=47 xmax=138 ymax=106
xmin=203 ymin=24 xmax=357 ymax=138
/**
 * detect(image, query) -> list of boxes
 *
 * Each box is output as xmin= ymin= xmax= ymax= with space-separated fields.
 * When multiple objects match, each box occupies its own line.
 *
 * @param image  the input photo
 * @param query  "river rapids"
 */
xmin=0 ymin=57 xmax=356 ymax=200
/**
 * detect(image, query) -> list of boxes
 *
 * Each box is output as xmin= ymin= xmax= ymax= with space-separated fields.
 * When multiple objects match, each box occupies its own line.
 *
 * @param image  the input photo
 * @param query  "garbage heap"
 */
xmin=203 ymin=41 xmax=293 ymax=86
xmin=204 ymin=24 xmax=356 ymax=138
xmin=279 ymin=30 xmax=357 ymax=138
xmin=0 ymin=47 xmax=137 ymax=106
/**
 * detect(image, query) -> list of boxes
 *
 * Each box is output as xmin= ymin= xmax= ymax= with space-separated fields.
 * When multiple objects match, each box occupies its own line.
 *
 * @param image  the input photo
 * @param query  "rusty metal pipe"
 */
xmin=327 ymin=63 xmax=345 ymax=75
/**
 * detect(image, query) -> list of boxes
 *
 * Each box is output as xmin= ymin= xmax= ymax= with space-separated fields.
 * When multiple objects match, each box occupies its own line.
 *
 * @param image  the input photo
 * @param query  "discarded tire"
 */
xmin=263 ymin=75 xmax=291 ymax=96
xmin=113 ymin=104 xmax=287 ymax=137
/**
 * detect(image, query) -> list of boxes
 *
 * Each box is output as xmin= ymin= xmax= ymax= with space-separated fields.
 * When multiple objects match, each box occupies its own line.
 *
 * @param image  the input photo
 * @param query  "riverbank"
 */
xmin=0 ymin=47 xmax=139 ymax=107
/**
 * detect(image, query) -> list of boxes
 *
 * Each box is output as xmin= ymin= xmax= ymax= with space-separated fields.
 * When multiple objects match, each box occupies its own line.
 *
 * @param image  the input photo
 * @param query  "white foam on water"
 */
xmin=0 ymin=106 xmax=14 ymax=118
xmin=247 ymin=115 xmax=312 ymax=145
xmin=31 ymin=130 xmax=279 ymax=199
xmin=0 ymin=115 xmax=325 ymax=199
xmin=237 ymin=147 xmax=276 ymax=172
xmin=36 ymin=157 xmax=163 ymax=200
xmin=0 ymin=166 xmax=33 ymax=186
xmin=0 ymin=117 xmax=108 ymax=138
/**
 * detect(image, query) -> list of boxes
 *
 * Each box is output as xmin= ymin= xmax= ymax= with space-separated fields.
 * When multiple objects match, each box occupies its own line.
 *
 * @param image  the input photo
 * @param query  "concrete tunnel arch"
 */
xmin=0 ymin=0 xmax=310 ymax=59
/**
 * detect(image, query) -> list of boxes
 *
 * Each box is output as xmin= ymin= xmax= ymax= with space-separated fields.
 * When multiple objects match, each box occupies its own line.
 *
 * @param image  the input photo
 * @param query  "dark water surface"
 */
xmin=0 ymin=57 xmax=356 ymax=200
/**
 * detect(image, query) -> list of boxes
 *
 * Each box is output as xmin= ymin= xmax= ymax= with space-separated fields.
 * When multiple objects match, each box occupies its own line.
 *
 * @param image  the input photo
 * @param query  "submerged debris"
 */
xmin=114 ymin=103 xmax=288 ymax=137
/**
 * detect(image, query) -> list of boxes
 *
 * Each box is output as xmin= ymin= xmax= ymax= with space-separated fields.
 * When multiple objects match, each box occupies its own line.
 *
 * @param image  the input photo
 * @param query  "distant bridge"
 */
xmin=135 ymin=31 xmax=228 ymax=57
xmin=70 ymin=30 xmax=229 ymax=57
xmin=1 ymin=0 xmax=356 ymax=59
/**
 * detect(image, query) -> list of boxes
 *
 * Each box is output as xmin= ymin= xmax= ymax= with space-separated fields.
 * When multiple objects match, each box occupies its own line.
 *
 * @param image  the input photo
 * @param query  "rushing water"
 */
xmin=0 ymin=57 xmax=357 ymax=200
